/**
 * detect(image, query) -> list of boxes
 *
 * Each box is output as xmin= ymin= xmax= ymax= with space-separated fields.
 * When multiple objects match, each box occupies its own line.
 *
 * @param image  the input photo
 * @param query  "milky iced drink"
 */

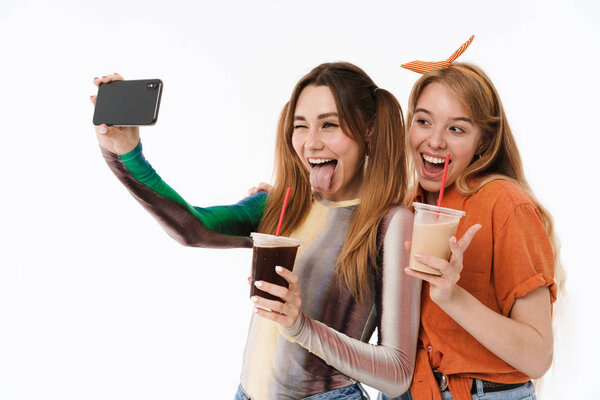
xmin=408 ymin=203 xmax=465 ymax=276
xmin=250 ymin=233 xmax=301 ymax=302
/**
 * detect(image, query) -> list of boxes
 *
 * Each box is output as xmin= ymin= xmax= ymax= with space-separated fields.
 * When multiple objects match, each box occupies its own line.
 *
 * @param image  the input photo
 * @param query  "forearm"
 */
xmin=438 ymin=286 xmax=553 ymax=378
xmin=101 ymin=144 xmax=263 ymax=248
xmin=281 ymin=312 xmax=415 ymax=397
xmin=280 ymin=206 xmax=420 ymax=397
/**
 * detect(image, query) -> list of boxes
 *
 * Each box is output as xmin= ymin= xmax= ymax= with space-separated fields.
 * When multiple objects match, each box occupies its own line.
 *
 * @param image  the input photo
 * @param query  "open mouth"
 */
xmin=421 ymin=153 xmax=451 ymax=176
xmin=308 ymin=158 xmax=338 ymax=192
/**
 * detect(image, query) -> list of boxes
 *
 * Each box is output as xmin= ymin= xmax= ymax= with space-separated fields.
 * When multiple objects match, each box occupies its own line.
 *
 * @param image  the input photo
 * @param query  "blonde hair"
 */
xmin=258 ymin=62 xmax=408 ymax=301
xmin=406 ymin=63 xmax=565 ymax=293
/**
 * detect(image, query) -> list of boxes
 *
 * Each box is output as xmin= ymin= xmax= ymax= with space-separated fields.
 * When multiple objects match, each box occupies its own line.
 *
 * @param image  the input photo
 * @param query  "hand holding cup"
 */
xmin=405 ymin=223 xmax=481 ymax=305
xmin=252 ymin=266 xmax=303 ymax=329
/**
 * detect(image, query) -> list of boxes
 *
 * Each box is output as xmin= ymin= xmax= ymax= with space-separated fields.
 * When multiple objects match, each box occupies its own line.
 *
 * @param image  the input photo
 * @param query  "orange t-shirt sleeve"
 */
xmin=493 ymin=203 xmax=557 ymax=316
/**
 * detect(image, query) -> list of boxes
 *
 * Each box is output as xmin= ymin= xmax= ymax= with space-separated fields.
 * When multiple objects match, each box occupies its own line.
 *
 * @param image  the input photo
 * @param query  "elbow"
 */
xmin=528 ymin=349 xmax=553 ymax=379
xmin=164 ymin=226 xmax=202 ymax=247
xmin=384 ymin=363 xmax=414 ymax=397
xmin=384 ymin=384 xmax=411 ymax=399
xmin=522 ymin=341 xmax=553 ymax=379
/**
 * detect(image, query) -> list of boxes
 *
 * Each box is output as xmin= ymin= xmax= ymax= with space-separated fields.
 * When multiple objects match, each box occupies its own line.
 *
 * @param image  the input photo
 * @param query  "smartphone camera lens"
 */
xmin=146 ymin=82 xmax=158 ymax=90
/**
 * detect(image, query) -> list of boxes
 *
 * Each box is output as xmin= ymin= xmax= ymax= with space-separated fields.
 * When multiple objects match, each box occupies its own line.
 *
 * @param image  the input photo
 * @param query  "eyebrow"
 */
xmin=294 ymin=112 xmax=339 ymax=121
xmin=414 ymin=108 xmax=473 ymax=124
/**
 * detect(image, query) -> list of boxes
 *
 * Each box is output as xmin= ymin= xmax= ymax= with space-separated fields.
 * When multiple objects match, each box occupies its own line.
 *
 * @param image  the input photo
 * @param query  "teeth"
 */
xmin=309 ymin=158 xmax=335 ymax=165
xmin=422 ymin=154 xmax=446 ymax=164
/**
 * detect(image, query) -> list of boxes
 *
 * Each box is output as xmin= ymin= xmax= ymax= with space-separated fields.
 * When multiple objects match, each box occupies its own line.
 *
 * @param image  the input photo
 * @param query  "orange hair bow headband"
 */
xmin=402 ymin=35 xmax=493 ymax=102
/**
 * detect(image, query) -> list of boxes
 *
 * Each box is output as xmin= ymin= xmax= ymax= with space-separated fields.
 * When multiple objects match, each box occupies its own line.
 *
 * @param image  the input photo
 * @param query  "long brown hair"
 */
xmin=258 ymin=62 xmax=408 ymax=301
xmin=406 ymin=63 xmax=565 ymax=292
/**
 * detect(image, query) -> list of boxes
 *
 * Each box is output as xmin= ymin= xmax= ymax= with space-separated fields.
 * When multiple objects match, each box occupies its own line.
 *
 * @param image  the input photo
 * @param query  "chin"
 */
xmin=419 ymin=180 xmax=439 ymax=192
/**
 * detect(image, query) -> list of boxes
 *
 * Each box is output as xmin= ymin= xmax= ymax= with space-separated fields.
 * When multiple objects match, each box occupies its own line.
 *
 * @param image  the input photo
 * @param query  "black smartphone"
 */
xmin=93 ymin=79 xmax=163 ymax=126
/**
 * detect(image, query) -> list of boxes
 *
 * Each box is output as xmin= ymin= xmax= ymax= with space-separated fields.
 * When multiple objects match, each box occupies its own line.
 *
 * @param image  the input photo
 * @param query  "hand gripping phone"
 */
xmin=93 ymin=79 xmax=163 ymax=126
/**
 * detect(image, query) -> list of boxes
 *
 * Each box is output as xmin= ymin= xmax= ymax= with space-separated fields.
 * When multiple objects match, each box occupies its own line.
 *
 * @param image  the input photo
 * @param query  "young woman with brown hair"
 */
xmin=91 ymin=63 xmax=420 ymax=400
xmin=380 ymin=37 xmax=563 ymax=400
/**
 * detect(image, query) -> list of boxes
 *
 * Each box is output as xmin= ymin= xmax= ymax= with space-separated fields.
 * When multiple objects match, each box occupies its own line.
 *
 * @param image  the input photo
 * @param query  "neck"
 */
xmin=424 ymin=191 xmax=439 ymax=205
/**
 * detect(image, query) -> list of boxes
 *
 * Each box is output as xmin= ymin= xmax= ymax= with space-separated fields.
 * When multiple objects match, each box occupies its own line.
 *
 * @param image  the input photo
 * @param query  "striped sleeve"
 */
xmin=281 ymin=206 xmax=421 ymax=397
xmin=101 ymin=142 xmax=266 ymax=249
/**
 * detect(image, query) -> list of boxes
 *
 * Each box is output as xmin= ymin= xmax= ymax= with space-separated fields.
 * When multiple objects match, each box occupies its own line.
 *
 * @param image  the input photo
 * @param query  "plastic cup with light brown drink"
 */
xmin=250 ymin=233 xmax=302 ymax=302
xmin=408 ymin=153 xmax=466 ymax=275
xmin=408 ymin=203 xmax=466 ymax=275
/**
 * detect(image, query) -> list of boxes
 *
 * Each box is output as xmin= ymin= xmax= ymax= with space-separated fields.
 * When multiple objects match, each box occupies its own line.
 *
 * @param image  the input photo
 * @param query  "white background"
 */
xmin=1 ymin=0 xmax=598 ymax=398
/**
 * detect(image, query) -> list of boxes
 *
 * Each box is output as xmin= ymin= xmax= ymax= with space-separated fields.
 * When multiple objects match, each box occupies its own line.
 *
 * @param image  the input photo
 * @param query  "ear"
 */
xmin=365 ymin=124 xmax=375 ymax=142
xmin=476 ymin=135 xmax=489 ymax=155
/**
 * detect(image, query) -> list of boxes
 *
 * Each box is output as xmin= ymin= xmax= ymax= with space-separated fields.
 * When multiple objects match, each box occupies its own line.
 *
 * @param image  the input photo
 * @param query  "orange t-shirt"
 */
xmin=410 ymin=179 xmax=557 ymax=400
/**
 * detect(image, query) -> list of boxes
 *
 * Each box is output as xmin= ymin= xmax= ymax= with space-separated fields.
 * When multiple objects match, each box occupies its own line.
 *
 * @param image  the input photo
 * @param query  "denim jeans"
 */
xmin=377 ymin=390 xmax=412 ymax=400
xmin=235 ymin=383 xmax=370 ymax=400
xmin=377 ymin=380 xmax=536 ymax=400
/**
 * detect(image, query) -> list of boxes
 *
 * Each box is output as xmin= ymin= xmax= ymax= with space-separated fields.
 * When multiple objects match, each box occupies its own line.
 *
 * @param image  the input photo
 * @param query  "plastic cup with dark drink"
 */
xmin=250 ymin=233 xmax=302 ymax=302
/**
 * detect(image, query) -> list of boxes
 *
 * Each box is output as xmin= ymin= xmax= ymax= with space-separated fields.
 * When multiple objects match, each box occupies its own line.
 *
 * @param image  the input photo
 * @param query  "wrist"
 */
xmin=280 ymin=311 xmax=305 ymax=340
xmin=434 ymin=284 xmax=466 ymax=311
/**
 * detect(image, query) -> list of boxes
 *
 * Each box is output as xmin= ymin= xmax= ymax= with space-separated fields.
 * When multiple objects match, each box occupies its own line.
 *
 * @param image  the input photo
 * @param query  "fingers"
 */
xmin=275 ymin=266 xmax=299 ymax=288
xmin=90 ymin=95 xmax=97 ymax=105
xmin=93 ymin=73 xmax=124 ymax=87
xmin=254 ymin=279 xmax=290 ymax=301
xmin=413 ymin=252 xmax=459 ymax=283
xmin=413 ymin=253 xmax=446 ymax=272
xmin=247 ymin=182 xmax=274 ymax=196
xmin=404 ymin=267 xmax=445 ymax=286
xmin=448 ymin=236 xmax=464 ymax=273
xmin=252 ymin=284 xmax=301 ymax=329
xmin=95 ymin=124 xmax=109 ymax=135
xmin=404 ymin=240 xmax=411 ymax=251
xmin=457 ymin=224 xmax=482 ymax=251
xmin=257 ymin=182 xmax=274 ymax=193
xmin=253 ymin=305 xmax=296 ymax=328
xmin=251 ymin=295 xmax=285 ymax=313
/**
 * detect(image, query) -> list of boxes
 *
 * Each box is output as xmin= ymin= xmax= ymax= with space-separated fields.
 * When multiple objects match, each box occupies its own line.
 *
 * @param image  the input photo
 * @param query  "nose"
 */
xmin=305 ymin=127 xmax=324 ymax=150
xmin=427 ymin=127 xmax=446 ymax=149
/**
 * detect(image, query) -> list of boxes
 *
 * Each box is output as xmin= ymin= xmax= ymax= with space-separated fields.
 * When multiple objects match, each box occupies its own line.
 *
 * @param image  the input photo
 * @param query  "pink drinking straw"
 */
xmin=275 ymin=187 xmax=291 ymax=236
xmin=437 ymin=153 xmax=451 ymax=208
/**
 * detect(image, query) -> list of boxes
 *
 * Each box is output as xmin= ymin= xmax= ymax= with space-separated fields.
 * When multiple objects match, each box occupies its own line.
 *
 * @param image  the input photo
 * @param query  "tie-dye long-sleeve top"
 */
xmin=102 ymin=142 xmax=421 ymax=399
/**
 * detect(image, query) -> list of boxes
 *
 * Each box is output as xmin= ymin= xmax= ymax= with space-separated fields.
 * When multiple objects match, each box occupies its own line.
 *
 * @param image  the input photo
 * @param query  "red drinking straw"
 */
xmin=437 ymin=153 xmax=451 ymax=207
xmin=275 ymin=187 xmax=291 ymax=236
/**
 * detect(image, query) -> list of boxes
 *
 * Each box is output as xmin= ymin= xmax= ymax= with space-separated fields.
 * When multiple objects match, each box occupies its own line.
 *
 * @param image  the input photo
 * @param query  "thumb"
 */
xmin=95 ymin=124 xmax=109 ymax=135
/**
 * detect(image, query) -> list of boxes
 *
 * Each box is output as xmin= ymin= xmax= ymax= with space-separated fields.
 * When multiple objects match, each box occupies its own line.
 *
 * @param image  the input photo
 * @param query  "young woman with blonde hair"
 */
xmin=380 ymin=37 xmax=563 ymax=400
xmin=91 ymin=63 xmax=420 ymax=399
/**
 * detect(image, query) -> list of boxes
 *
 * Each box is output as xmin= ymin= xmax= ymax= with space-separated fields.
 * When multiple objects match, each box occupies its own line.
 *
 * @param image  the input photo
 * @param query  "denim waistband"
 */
xmin=235 ymin=383 xmax=369 ymax=400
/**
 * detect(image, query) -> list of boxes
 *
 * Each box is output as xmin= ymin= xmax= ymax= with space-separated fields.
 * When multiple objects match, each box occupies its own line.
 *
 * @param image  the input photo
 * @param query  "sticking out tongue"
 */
xmin=310 ymin=162 xmax=336 ymax=193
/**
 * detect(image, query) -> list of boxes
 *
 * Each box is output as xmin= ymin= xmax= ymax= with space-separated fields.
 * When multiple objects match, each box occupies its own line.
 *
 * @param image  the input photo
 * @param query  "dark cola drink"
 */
xmin=250 ymin=233 xmax=302 ymax=303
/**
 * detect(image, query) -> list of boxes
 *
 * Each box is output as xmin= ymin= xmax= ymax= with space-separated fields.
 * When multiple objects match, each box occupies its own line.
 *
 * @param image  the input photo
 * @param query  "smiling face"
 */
xmin=291 ymin=85 xmax=364 ymax=202
xmin=409 ymin=82 xmax=483 ymax=201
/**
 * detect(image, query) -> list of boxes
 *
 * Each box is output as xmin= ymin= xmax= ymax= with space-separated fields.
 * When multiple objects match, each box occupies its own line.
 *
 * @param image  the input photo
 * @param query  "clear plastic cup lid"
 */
xmin=250 ymin=232 xmax=302 ymax=247
xmin=412 ymin=202 xmax=466 ymax=217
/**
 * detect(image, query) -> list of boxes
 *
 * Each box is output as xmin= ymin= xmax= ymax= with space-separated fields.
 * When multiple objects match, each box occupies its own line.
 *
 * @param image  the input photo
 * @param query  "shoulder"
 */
xmin=471 ymin=179 xmax=541 ymax=230
xmin=378 ymin=205 xmax=414 ymax=245
xmin=383 ymin=205 xmax=414 ymax=226
xmin=474 ymin=179 xmax=534 ymax=208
